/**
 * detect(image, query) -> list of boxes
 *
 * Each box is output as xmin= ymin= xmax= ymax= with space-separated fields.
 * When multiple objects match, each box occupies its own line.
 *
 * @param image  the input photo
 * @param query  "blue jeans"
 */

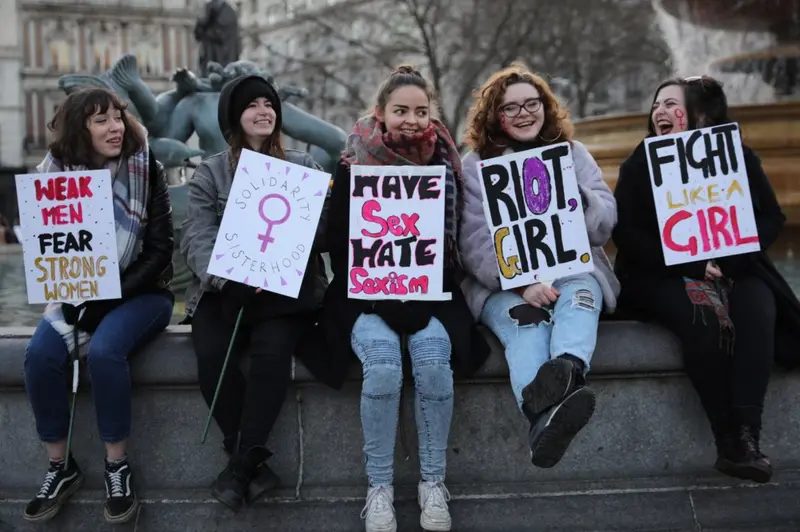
xmin=351 ymin=313 xmax=453 ymax=486
xmin=25 ymin=293 xmax=173 ymax=443
xmin=480 ymin=274 xmax=602 ymax=410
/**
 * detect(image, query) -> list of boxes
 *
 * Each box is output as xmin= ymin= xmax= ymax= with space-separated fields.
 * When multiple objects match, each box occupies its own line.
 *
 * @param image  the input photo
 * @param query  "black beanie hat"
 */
xmin=217 ymin=75 xmax=282 ymax=143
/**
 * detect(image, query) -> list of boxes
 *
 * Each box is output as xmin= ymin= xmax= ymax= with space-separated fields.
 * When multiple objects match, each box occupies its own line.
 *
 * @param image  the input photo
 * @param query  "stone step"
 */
xmin=2 ymin=472 xmax=800 ymax=531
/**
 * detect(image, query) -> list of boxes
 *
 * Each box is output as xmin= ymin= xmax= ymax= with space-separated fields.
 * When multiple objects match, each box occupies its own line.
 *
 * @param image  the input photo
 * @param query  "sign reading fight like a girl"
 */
xmin=348 ymin=165 xmax=451 ymax=301
xmin=207 ymin=149 xmax=329 ymax=298
xmin=15 ymin=169 xmax=121 ymax=303
xmin=477 ymin=143 xmax=594 ymax=289
xmin=645 ymin=123 xmax=760 ymax=265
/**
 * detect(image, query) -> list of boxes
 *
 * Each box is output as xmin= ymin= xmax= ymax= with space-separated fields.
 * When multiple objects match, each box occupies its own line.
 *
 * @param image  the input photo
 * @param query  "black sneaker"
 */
xmin=529 ymin=387 xmax=596 ymax=468
xmin=522 ymin=357 xmax=579 ymax=418
xmin=23 ymin=457 xmax=84 ymax=522
xmin=103 ymin=459 xmax=138 ymax=523
xmin=213 ymin=446 xmax=270 ymax=511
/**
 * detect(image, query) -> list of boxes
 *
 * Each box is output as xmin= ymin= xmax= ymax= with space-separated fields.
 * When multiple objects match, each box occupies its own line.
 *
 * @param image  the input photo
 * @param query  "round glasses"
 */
xmin=499 ymin=98 xmax=542 ymax=118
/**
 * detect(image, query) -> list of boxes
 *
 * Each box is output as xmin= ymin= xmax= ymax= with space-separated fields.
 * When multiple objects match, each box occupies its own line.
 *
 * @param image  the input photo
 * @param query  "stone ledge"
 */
xmin=0 ymin=321 xmax=683 ymax=387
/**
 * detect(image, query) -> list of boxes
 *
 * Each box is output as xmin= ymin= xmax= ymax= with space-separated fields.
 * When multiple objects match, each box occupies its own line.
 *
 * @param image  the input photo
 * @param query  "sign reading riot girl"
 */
xmin=645 ymin=123 xmax=760 ymax=265
xmin=478 ymin=143 xmax=594 ymax=289
xmin=348 ymin=165 xmax=450 ymax=301
xmin=16 ymin=169 xmax=121 ymax=303
xmin=207 ymin=149 xmax=329 ymax=298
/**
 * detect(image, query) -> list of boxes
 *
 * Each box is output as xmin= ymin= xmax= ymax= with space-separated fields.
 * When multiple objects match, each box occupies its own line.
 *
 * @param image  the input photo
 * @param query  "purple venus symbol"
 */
xmin=257 ymin=193 xmax=291 ymax=252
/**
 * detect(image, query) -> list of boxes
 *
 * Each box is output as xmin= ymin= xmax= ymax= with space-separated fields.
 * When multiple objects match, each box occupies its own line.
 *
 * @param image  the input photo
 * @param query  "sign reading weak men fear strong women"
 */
xmin=645 ymin=123 xmax=760 ymax=265
xmin=478 ymin=143 xmax=594 ymax=290
xmin=207 ymin=149 xmax=329 ymax=298
xmin=348 ymin=165 xmax=450 ymax=301
xmin=16 ymin=169 xmax=121 ymax=304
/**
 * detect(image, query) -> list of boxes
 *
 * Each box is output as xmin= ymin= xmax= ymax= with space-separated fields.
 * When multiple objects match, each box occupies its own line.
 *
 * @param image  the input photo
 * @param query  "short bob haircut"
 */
xmin=47 ymin=87 xmax=145 ymax=167
xmin=647 ymin=78 xmax=698 ymax=137
xmin=464 ymin=62 xmax=573 ymax=159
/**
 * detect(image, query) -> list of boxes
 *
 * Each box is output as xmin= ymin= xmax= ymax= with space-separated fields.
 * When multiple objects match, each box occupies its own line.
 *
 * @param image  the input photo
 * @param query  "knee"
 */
xmin=86 ymin=338 xmax=125 ymax=371
xmin=408 ymin=319 xmax=451 ymax=362
xmin=362 ymin=362 xmax=403 ymax=398
xmin=24 ymin=333 xmax=65 ymax=376
xmin=412 ymin=362 xmax=453 ymax=400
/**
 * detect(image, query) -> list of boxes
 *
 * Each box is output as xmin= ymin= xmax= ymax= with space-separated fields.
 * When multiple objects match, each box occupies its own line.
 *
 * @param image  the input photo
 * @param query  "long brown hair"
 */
xmin=47 ymin=88 xmax=145 ymax=167
xmin=465 ymin=63 xmax=573 ymax=158
xmin=228 ymin=130 xmax=285 ymax=172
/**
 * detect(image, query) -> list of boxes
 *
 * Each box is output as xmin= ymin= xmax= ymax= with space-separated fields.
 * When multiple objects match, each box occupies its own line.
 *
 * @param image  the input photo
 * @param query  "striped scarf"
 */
xmin=36 ymin=143 xmax=150 ymax=348
xmin=342 ymin=115 xmax=462 ymax=267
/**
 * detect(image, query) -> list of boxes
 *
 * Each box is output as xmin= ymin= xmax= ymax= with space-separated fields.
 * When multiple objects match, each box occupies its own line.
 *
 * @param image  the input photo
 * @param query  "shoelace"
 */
xmin=106 ymin=467 xmax=126 ymax=497
xmin=423 ymin=481 xmax=451 ymax=510
xmin=360 ymin=486 xmax=394 ymax=519
xmin=36 ymin=469 xmax=58 ymax=498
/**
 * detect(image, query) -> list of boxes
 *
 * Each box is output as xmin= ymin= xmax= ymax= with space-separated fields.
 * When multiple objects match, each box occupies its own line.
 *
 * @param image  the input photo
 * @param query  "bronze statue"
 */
xmin=194 ymin=0 xmax=241 ymax=76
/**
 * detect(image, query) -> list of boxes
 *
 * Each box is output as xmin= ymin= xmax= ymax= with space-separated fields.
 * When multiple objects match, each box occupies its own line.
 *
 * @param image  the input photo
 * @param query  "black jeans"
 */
xmin=192 ymin=292 xmax=308 ymax=451
xmin=621 ymin=274 xmax=775 ymax=429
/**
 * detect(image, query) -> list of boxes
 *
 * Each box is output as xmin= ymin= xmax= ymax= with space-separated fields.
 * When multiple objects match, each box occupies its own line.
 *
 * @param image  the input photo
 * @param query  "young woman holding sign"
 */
xmin=613 ymin=76 xmax=792 ymax=483
xmin=23 ymin=88 xmax=174 ymax=523
xmin=459 ymin=64 xmax=618 ymax=469
xmin=180 ymin=75 xmax=328 ymax=511
xmin=322 ymin=65 xmax=488 ymax=532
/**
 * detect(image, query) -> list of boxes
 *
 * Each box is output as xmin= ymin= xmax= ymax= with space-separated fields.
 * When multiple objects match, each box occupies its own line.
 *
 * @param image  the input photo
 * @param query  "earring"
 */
xmin=538 ymin=127 xmax=563 ymax=144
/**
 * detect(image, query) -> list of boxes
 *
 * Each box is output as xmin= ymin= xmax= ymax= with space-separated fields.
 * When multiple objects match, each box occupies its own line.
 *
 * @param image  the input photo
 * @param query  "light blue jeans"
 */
xmin=351 ymin=313 xmax=453 ymax=486
xmin=480 ymin=273 xmax=602 ymax=410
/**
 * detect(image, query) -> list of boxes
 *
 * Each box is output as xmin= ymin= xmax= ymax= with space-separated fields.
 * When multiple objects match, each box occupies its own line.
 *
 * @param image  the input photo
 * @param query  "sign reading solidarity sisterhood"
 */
xmin=16 ymin=169 xmax=120 ymax=304
xmin=207 ymin=149 xmax=329 ymax=298
xmin=348 ymin=165 xmax=450 ymax=301
xmin=478 ymin=143 xmax=594 ymax=289
xmin=645 ymin=123 xmax=759 ymax=265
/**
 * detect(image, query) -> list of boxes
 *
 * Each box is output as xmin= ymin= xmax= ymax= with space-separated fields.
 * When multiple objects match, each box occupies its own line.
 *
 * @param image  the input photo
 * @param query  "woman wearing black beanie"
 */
xmin=181 ymin=75 xmax=328 ymax=510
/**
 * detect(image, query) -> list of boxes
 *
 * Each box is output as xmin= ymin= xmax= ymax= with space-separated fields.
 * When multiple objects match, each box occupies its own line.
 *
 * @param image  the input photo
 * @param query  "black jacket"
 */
xmin=76 ymin=152 xmax=174 ymax=331
xmin=612 ymin=140 xmax=799 ymax=368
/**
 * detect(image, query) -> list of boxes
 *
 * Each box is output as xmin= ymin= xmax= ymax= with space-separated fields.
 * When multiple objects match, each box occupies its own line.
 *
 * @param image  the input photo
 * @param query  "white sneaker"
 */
xmin=418 ymin=480 xmax=451 ymax=531
xmin=361 ymin=485 xmax=396 ymax=532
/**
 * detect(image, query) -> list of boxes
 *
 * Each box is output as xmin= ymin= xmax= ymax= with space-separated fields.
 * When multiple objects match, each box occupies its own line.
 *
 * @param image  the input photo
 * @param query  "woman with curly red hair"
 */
xmin=459 ymin=64 xmax=619 ymax=468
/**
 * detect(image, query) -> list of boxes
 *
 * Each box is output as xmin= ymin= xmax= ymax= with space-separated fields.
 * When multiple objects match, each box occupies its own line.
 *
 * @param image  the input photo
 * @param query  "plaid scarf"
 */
xmin=342 ymin=115 xmax=462 ymax=268
xmin=684 ymin=277 xmax=736 ymax=355
xmin=37 ymin=143 xmax=150 ymax=347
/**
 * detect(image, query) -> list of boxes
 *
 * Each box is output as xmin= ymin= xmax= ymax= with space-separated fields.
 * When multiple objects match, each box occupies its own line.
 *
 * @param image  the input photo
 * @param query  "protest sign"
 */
xmin=207 ymin=149 xmax=329 ymax=298
xmin=15 ymin=169 xmax=120 ymax=303
xmin=645 ymin=123 xmax=759 ymax=265
xmin=478 ymin=142 xmax=594 ymax=289
xmin=348 ymin=165 xmax=450 ymax=301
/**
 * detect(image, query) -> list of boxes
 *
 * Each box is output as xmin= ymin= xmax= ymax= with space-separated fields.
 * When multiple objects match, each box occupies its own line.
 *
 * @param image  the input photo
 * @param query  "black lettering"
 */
xmin=524 ymin=218 xmax=554 ymax=269
xmin=713 ymin=123 xmax=739 ymax=173
xmin=350 ymin=238 xmax=381 ymax=268
xmin=394 ymin=235 xmax=416 ymax=267
xmin=481 ymin=164 xmax=518 ymax=225
xmin=551 ymin=214 xmax=576 ymax=263
xmin=415 ymin=239 xmax=436 ymax=266
xmin=541 ymin=145 xmax=569 ymax=209
xmin=418 ymin=176 xmax=440 ymax=199
xmin=353 ymin=175 xmax=379 ymax=198
xmin=382 ymin=175 xmax=401 ymax=199
xmin=646 ymin=138 xmax=676 ymax=187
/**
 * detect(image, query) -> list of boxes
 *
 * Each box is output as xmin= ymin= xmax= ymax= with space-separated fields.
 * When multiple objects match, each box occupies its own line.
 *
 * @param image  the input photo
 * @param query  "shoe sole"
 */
xmin=366 ymin=519 xmax=397 ymax=532
xmin=714 ymin=458 xmax=772 ymax=484
xmin=420 ymin=513 xmax=451 ymax=531
xmin=531 ymin=387 xmax=596 ymax=468
xmin=23 ymin=474 xmax=84 ymax=522
xmin=522 ymin=358 xmax=574 ymax=416
xmin=104 ymin=495 xmax=139 ymax=524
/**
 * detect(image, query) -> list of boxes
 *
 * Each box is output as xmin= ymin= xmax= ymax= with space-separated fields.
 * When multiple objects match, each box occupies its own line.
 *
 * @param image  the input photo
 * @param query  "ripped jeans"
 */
xmin=351 ymin=313 xmax=454 ymax=486
xmin=480 ymin=273 xmax=602 ymax=410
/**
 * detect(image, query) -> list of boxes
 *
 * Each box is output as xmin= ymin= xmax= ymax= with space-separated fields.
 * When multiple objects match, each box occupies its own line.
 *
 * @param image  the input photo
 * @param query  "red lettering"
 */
xmin=707 ymin=206 xmax=733 ymax=250
xmin=731 ymin=205 xmax=759 ymax=246
xmin=696 ymin=209 xmax=711 ymax=252
xmin=40 ymin=202 xmax=83 ymax=225
xmin=34 ymin=176 xmax=93 ymax=202
xmin=662 ymin=210 xmax=698 ymax=255
xmin=360 ymin=200 xmax=421 ymax=238
xmin=35 ymin=179 xmax=54 ymax=201
xmin=361 ymin=199 xmax=388 ymax=238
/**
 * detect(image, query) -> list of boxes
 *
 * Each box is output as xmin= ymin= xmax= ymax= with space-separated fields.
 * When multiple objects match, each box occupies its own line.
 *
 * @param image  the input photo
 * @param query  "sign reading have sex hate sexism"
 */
xmin=15 ymin=169 xmax=121 ymax=304
xmin=478 ymin=142 xmax=594 ymax=290
xmin=348 ymin=165 xmax=450 ymax=301
xmin=207 ymin=149 xmax=329 ymax=298
xmin=645 ymin=123 xmax=760 ymax=265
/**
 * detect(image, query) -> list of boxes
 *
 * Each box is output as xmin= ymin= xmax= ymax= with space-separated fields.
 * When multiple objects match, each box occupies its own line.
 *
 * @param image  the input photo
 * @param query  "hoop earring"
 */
xmin=487 ymin=132 xmax=508 ymax=149
xmin=538 ymin=127 xmax=563 ymax=144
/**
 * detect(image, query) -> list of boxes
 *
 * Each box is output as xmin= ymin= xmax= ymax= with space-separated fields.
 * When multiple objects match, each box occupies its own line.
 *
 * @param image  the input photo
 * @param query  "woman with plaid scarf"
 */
xmin=22 ymin=88 xmax=174 ymax=524
xmin=321 ymin=66 xmax=488 ymax=532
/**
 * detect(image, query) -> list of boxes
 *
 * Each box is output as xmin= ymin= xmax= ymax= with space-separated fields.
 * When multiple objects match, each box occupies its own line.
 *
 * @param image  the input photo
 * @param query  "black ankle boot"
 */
xmin=714 ymin=424 xmax=772 ymax=484
xmin=247 ymin=449 xmax=280 ymax=503
xmin=212 ymin=446 xmax=270 ymax=511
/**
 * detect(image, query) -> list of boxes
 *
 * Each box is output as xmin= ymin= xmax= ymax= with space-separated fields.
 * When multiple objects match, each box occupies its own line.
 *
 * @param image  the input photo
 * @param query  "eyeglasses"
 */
xmin=499 ymin=98 xmax=542 ymax=118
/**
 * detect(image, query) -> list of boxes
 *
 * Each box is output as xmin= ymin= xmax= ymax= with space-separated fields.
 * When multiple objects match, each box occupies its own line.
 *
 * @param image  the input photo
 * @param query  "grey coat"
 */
xmin=180 ymin=148 xmax=328 ymax=317
xmin=459 ymin=140 xmax=620 ymax=318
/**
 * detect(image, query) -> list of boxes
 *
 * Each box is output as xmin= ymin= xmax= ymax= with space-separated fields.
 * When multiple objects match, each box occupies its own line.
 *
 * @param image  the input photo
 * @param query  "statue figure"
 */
xmin=57 ymin=54 xmax=347 ymax=172
xmin=194 ymin=0 xmax=241 ymax=76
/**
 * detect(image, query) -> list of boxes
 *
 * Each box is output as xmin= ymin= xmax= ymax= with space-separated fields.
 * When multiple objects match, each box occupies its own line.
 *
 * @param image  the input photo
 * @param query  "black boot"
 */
xmin=212 ymin=446 xmax=270 ymax=511
xmin=521 ymin=355 xmax=586 ymax=418
xmin=247 ymin=449 xmax=281 ymax=503
xmin=714 ymin=424 xmax=772 ymax=484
